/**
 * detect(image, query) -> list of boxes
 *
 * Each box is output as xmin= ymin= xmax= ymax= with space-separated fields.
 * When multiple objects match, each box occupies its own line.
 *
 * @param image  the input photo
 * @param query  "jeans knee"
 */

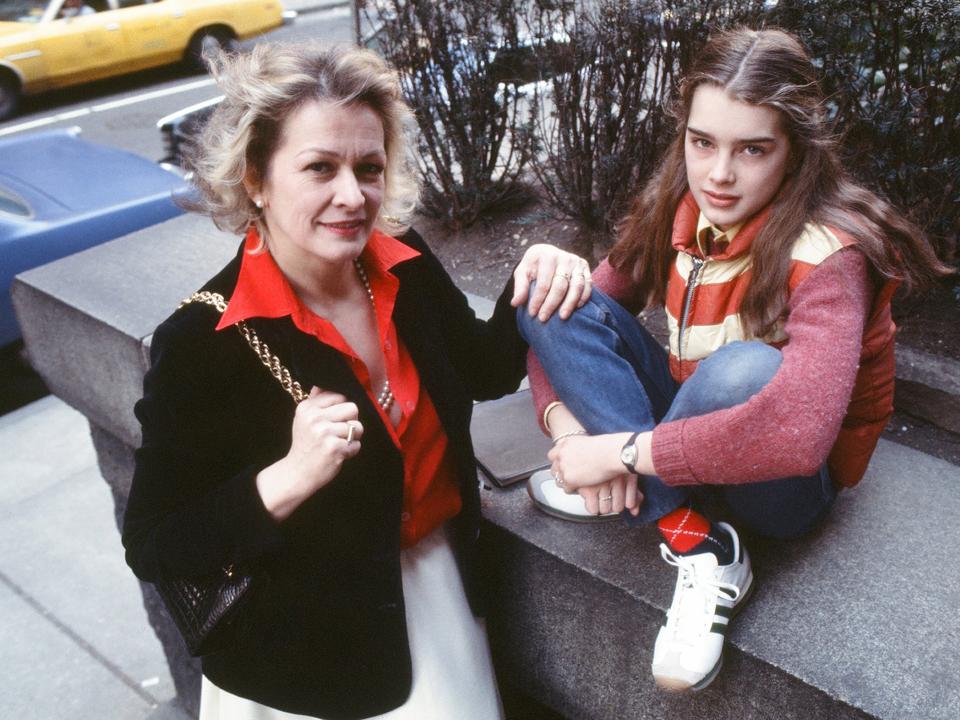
xmin=516 ymin=286 xmax=610 ymax=346
xmin=693 ymin=341 xmax=782 ymax=403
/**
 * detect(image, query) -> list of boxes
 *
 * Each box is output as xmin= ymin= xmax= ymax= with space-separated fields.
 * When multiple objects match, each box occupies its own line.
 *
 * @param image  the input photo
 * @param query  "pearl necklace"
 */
xmin=354 ymin=259 xmax=395 ymax=413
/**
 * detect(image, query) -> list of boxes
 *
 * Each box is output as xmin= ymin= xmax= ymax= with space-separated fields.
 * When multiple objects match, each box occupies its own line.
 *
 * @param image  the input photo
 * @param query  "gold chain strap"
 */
xmin=179 ymin=292 xmax=307 ymax=404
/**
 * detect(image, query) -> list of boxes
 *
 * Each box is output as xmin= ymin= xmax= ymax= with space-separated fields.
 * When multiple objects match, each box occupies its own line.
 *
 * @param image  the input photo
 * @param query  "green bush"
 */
xmin=361 ymin=0 xmax=535 ymax=229
xmin=365 ymin=0 xmax=958 ymax=267
xmin=771 ymin=0 xmax=959 ymax=267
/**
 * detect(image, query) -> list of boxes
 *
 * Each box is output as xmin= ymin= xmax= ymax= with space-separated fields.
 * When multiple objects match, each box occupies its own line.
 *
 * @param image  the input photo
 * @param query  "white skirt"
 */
xmin=199 ymin=525 xmax=504 ymax=720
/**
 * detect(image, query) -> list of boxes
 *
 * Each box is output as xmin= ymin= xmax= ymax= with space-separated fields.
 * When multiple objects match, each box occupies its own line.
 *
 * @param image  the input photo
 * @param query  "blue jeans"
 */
xmin=518 ymin=289 xmax=836 ymax=539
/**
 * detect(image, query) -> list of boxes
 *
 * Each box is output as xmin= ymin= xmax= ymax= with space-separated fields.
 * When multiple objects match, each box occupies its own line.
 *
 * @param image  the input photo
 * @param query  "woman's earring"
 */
xmin=254 ymin=198 xmax=264 ymax=209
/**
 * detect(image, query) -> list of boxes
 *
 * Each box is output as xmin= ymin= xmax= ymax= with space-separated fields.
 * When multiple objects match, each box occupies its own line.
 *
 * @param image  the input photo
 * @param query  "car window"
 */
xmin=0 ymin=1 xmax=47 ymax=23
xmin=57 ymin=0 xmax=103 ymax=18
xmin=0 ymin=187 xmax=33 ymax=219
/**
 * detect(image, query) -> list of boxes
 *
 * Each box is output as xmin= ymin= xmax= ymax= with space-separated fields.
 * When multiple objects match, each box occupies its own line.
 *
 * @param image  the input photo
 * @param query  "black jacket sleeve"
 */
xmin=122 ymin=310 xmax=285 ymax=583
xmin=394 ymin=228 xmax=528 ymax=400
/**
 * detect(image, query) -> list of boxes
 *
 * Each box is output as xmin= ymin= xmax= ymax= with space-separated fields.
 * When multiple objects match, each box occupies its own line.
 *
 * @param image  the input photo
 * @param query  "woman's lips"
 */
xmin=703 ymin=190 xmax=738 ymax=208
xmin=320 ymin=220 xmax=365 ymax=236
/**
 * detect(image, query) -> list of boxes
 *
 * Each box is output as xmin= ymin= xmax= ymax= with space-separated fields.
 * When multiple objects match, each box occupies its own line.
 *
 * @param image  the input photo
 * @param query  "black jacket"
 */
xmin=122 ymin=229 xmax=527 ymax=719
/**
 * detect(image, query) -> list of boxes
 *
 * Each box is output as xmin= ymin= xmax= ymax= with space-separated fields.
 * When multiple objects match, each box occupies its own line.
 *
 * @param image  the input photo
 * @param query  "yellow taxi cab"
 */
xmin=0 ymin=0 xmax=288 ymax=120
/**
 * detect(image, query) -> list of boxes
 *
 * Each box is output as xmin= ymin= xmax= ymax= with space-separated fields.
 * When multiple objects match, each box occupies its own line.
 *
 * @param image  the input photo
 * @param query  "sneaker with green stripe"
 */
xmin=651 ymin=521 xmax=753 ymax=691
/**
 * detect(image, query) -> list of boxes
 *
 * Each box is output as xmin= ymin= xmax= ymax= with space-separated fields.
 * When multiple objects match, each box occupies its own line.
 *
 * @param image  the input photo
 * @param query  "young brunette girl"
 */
xmin=518 ymin=27 xmax=949 ymax=692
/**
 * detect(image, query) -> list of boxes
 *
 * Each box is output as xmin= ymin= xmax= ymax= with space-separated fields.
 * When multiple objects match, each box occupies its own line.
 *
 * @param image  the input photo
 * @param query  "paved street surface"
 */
xmin=0 ymin=397 xmax=189 ymax=720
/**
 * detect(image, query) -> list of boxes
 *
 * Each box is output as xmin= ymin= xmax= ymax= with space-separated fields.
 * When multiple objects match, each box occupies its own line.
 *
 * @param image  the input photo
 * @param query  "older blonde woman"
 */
xmin=122 ymin=43 xmax=589 ymax=720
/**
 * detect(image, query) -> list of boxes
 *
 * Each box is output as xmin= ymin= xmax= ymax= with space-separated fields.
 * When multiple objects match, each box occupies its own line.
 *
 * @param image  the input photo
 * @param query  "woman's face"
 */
xmin=251 ymin=99 xmax=386 ymax=271
xmin=684 ymin=84 xmax=791 ymax=230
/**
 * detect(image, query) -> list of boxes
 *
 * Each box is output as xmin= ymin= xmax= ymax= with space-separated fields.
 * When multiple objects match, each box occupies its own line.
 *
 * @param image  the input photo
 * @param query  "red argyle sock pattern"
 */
xmin=657 ymin=507 xmax=713 ymax=553
xmin=656 ymin=507 xmax=735 ymax=563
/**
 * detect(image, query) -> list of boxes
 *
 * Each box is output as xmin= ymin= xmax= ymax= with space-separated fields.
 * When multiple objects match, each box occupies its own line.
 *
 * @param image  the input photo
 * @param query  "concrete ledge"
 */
xmin=895 ymin=344 xmax=960 ymax=399
xmin=11 ymin=213 xmax=960 ymax=719
xmin=11 ymin=215 xmax=237 ymax=447
xmin=480 ymin=437 xmax=960 ymax=720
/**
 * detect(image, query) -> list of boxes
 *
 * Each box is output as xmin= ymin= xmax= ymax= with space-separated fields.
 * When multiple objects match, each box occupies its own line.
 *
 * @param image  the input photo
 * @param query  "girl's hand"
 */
xmin=579 ymin=475 xmax=642 ymax=517
xmin=511 ymin=243 xmax=591 ymax=322
xmin=257 ymin=387 xmax=363 ymax=520
xmin=548 ymin=432 xmax=643 ymax=516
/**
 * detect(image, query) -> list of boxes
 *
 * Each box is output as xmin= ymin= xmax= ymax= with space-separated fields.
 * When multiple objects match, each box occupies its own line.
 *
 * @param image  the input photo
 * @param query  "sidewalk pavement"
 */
xmin=0 ymin=397 xmax=189 ymax=720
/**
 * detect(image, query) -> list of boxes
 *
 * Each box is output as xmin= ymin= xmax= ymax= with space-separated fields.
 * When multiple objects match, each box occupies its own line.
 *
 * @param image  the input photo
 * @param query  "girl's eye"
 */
xmin=691 ymin=137 xmax=712 ymax=150
xmin=743 ymin=145 xmax=765 ymax=156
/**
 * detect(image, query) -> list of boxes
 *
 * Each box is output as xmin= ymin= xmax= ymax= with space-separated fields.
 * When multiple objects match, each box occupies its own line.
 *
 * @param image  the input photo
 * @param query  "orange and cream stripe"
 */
xmin=665 ymin=222 xmax=847 ymax=382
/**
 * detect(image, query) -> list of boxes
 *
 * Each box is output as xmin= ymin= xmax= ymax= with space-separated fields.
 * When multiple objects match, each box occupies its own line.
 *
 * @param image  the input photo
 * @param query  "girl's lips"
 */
xmin=703 ymin=190 xmax=739 ymax=208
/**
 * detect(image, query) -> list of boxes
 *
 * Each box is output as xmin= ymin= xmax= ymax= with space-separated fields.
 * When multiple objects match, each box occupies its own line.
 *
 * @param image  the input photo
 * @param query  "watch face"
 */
xmin=621 ymin=445 xmax=636 ymax=465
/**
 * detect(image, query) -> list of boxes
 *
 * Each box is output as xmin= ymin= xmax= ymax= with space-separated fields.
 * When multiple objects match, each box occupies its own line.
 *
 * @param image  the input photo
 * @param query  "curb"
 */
xmin=285 ymin=0 xmax=351 ymax=15
xmin=896 ymin=344 xmax=960 ymax=397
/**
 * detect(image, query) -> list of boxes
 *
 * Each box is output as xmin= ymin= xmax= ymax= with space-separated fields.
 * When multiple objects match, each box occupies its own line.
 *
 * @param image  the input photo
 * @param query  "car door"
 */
xmin=112 ymin=0 xmax=179 ymax=71
xmin=37 ymin=0 xmax=127 ymax=87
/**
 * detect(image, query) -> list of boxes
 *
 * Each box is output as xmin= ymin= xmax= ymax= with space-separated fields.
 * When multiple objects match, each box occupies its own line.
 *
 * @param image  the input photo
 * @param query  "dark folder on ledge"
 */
xmin=471 ymin=389 xmax=552 ymax=488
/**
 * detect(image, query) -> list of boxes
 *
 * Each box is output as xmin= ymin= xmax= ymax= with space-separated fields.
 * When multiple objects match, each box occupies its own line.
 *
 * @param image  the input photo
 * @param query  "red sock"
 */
xmin=656 ymin=507 xmax=712 ymax=553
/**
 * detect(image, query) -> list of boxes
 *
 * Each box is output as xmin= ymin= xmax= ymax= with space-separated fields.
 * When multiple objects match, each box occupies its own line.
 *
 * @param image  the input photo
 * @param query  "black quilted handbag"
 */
xmin=154 ymin=292 xmax=308 ymax=656
xmin=156 ymin=565 xmax=254 ymax=656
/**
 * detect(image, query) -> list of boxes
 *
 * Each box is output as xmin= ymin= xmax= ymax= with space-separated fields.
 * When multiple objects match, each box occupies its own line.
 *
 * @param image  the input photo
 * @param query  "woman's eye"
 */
xmin=358 ymin=163 xmax=385 ymax=177
xmin=692 ymin=137 xmax=712 ymax=150
xmin=307 ymin=162 xmax=333 ymax=173
xmin=743 ymin=145 xmax=765 ymax=156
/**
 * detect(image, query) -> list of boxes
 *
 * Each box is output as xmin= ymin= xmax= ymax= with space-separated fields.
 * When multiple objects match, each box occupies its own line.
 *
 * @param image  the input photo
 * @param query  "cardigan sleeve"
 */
xmin=651 ymin=246 xmax=872 ymax=485
xmin=122 ymin=312 xmax=285 ymax=583
xmin=527 ymin=256 xmax=646 ymax=432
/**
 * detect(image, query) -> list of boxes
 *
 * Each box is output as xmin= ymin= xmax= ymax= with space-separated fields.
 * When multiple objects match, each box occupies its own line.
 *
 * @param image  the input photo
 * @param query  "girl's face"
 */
xmin=250 ymin=99 xmax=386 ymax=272
xmin=684 ymin=84 xmax=791 ymax=230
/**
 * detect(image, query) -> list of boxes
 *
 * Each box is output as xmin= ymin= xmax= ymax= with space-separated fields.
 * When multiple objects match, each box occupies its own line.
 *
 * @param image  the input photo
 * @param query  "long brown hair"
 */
xmin=609 ymin=27 xmax=950 ymax=338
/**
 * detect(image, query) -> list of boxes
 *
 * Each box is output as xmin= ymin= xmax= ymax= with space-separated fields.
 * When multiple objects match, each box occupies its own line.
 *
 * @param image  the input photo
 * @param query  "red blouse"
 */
xmin=218 ymin=227 xmax=462 ymax=548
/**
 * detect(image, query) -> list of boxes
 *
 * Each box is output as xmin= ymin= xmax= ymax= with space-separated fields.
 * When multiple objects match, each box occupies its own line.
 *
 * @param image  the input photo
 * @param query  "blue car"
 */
xmin=0 ymin=127 xmax=188 ymax=346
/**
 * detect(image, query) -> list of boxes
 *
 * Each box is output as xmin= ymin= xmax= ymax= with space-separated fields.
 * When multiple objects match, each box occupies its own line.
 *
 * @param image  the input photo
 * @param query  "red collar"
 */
xmin=671 ymin=192 xmax=772 ymax=261
xmin=217 ymin=227 xmax=420 ymax=331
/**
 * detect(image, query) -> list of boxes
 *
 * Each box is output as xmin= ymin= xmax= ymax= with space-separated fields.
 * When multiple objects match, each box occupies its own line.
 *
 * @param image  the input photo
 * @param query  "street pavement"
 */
xmin=0 ymin=397 xmax=189 ymax=720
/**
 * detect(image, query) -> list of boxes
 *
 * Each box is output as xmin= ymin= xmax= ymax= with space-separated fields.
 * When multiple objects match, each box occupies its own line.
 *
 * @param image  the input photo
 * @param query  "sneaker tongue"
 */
xmin=688 ymin=551 xmax=719 ymax=574
xmin=673 ymin=553 xmax=722 ymax=633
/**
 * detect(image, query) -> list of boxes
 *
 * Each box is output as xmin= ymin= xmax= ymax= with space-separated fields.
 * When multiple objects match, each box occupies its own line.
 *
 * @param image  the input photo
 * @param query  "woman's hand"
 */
xmin=256 ymin=387 xmax=364 ymax=521
xmin=548 ymin=432 xmax=650 ymax=517
xmin=511 ymin=243 xmax=591 ymax=322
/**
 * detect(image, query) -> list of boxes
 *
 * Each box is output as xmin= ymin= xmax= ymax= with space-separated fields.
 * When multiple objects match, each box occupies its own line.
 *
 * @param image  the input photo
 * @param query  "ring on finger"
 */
xmin=345 ymin=423 xmax=356 ymax=444
xmin=552 ymin=470 xmax=564 ymax=487
xmin=599 ymin=494 xmax=613 ymax=502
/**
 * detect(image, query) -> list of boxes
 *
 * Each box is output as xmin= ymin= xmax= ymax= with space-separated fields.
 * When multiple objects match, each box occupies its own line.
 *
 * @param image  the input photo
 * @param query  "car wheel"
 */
xmin=0 ymin=74 xmax=21 ymax=122
xmin=186 ymin=28 xmax=238 ymax=72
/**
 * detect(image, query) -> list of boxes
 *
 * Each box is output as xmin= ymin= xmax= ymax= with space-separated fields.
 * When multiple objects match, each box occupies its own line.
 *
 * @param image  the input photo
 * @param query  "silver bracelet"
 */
xmin=552 ymin=429 xmax=587 ymax=444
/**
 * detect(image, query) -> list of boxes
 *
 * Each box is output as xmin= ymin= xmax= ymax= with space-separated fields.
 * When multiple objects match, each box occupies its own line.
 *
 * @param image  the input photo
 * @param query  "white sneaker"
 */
xmin=526 ymin=469 xmax=620 ymax=522
xmin=651 ymin=522 xmax=753 ymax=691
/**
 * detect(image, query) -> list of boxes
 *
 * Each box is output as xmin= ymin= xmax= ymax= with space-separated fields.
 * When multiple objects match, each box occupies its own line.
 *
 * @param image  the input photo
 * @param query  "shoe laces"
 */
xmin=660 ymin=544 xmax=741 ymax=639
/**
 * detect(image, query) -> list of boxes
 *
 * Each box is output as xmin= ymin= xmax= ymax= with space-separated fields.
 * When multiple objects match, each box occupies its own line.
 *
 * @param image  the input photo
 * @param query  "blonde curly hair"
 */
xmin=185 ymin=42 xmax=419 ymax=242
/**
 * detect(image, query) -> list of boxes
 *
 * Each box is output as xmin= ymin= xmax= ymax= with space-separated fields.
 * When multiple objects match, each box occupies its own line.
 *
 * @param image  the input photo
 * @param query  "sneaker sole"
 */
xmin=527 ymin=485 xmax=620 ymax=523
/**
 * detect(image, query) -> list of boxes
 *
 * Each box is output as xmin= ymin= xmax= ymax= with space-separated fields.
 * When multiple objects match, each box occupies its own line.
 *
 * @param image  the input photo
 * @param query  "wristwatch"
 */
xmin=620 ymin=432 xmax=641 ymax=475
